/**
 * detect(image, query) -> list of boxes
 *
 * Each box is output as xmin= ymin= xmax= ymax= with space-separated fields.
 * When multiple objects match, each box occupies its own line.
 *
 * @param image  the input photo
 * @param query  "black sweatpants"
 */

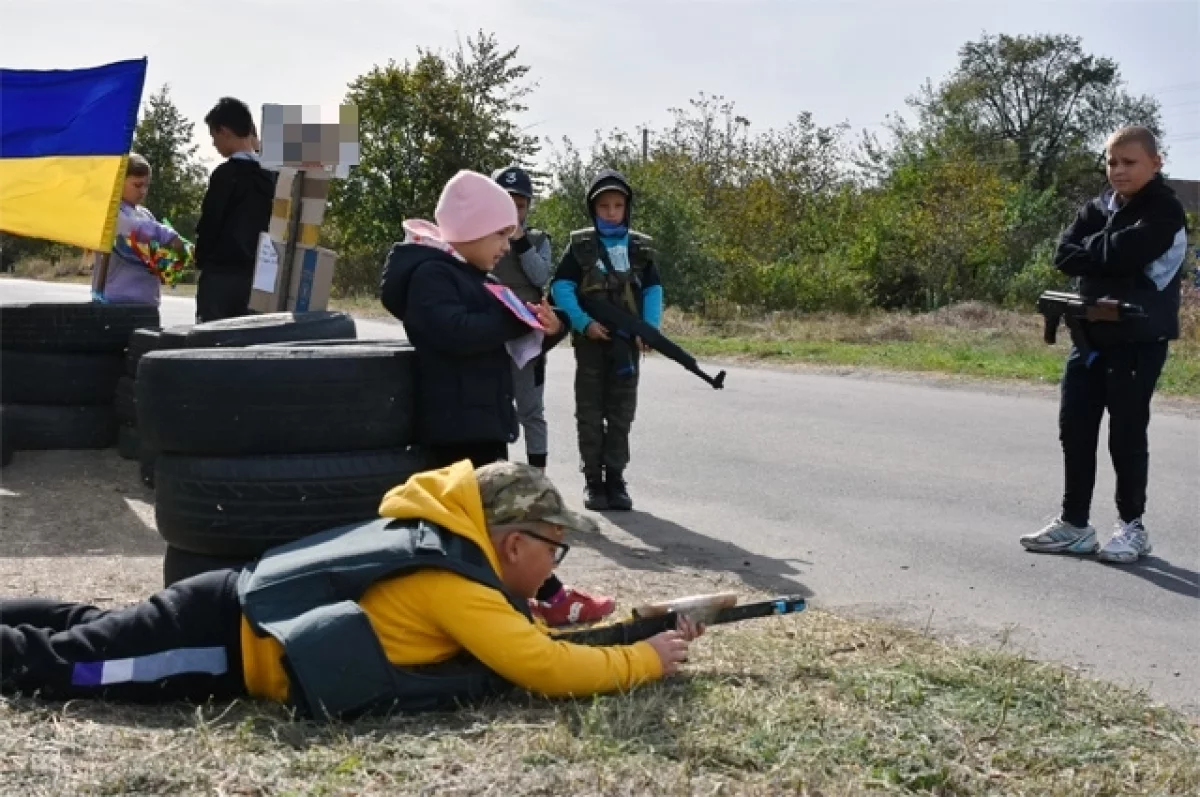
xmin=1 ymin=569 xmax=246 ymax=704
xmin=195 ymin=269 xmax=253 ymax=323
xmin=1059 ymin=341 xmax=1169 ymax=527
xmin=424 ymin=441 xmax=564 ymax=601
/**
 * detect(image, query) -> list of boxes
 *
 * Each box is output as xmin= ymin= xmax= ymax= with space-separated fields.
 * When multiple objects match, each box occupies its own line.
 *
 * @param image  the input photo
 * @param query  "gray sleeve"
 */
xmin=518 ymin=235 xmax=552 ymax=288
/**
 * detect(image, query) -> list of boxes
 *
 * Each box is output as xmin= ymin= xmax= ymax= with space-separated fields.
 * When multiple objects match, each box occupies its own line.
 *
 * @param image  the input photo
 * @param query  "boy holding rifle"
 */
xmin=1021 ymin=126 xmax=1188 ymax=563
xmin=2 ymin=462 xmax=706 ymax=719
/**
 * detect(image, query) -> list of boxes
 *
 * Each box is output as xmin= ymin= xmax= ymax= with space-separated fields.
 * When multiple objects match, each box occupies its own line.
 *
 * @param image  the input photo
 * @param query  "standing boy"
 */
xmin=550 ymin=169 xmax=663 ymax=511
xmin=194 ymin=97 xmax=275 ymax=323
xmin=491 ymin=165 xmax=554 ymax=471
xmin=1021 ymin=126 xmax=1188 ymax=563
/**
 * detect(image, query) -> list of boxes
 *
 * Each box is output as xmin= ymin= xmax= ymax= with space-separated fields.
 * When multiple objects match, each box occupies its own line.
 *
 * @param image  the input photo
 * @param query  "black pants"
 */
xmin=424 ymin=441 xmax=564 ymax=601
xmin=1 ymin=569 xmax=246 ymax=704
xmin=195 ymin=270 xmax=253 ymax=323
xmin=573 ymin=336 xmax=640 ymax=476
xmin=1059 ymin=342 xmax=1169 ymax=527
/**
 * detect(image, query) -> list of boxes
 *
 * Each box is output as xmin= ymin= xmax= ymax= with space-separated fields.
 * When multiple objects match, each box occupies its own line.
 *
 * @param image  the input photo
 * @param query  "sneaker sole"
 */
xmin=1020 ymin=539 xmax=1099 ymax=555
xmin=1098 ymin=545 xmax=1151 ymax=564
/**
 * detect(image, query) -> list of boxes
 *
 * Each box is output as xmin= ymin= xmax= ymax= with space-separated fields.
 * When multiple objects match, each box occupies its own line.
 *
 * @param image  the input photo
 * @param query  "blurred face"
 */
xmin=208 ymin=125 xmax=237 ymax=158
xmin=510 ymin=194 xmax=530 ymax=227
xmin=593 ymin=191 xmax=627 ymax=225
xmin=453 ymin=228 xmax=515 ymax=272
xmin=1106 ymin=142 xmax=1160 ymax=198
xmin=492 ymin=521 xmax=568 ymax=599
xmin=122 ymin=174 xmax=150 ymax=206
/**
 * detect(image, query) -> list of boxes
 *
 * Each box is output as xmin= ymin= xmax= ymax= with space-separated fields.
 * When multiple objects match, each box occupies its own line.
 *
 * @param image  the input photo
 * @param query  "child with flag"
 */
xmin=91 ymin=153 xmax=188 ymax=306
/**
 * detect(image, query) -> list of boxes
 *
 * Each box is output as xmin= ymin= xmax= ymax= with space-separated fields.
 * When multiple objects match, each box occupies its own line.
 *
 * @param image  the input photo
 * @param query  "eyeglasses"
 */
xmin=516 ymin=526 xmax=570 ymax=565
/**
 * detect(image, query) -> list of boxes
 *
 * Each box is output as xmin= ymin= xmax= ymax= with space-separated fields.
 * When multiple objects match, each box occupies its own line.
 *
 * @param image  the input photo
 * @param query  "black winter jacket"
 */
xmin=1055 ymin=174 xmax=1188 ymax=345
xmin=380 ymin=242 xmax=568 ymax=446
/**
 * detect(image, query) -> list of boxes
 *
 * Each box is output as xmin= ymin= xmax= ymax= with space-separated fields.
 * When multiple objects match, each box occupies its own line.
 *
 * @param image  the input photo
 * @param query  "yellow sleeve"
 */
xmin=427 ymin=574 xmax=663 ymax=697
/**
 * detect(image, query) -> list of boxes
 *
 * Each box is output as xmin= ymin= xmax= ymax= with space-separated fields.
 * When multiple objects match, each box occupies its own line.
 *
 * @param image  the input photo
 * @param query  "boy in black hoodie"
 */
xmin=380 ymin=169 xmax=617 ymax=627
xmin=1021 ymin=126 xmax=1188 ymax=564
xmin=194 ymin=97 xmax=275 ymax=322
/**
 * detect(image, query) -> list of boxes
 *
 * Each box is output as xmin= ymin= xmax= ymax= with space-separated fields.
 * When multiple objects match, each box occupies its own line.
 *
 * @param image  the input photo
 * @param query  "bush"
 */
xmin=1003 ymin=238 xmax=1069 ymax=309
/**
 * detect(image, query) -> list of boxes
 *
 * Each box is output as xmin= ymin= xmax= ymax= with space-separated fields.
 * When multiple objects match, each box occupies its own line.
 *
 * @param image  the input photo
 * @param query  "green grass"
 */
xmin=675 ymin=333 xmax=1200 ymax=396
xmin=4 ymin=607 xmax=1197 ymax=795
xmin=663 ymin=299 xmax=1200 ymax=398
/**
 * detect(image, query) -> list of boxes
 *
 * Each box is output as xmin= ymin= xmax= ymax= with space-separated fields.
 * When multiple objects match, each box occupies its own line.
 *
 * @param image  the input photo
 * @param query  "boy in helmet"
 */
xmin=491 ymin=166 xmax=554 ymax=472
xmin=550 ymin=170 xmax=663 ymax=512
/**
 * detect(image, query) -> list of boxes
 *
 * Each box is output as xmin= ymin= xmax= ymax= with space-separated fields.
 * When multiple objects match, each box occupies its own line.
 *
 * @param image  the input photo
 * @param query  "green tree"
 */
xmin=861 ymin=33 xmax=1162 ymax=197
xmin=131 ymin=84 xmax=207 ymax=239
xmin=324 ymin=32 xmax=540 ymax=295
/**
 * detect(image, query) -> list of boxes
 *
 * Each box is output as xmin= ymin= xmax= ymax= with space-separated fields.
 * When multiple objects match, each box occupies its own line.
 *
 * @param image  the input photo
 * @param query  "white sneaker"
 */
xmin=1020 ymin=516 xmax=1099 ymax=554
xmin=1098 ymin=519 xmax=1152 ymax=564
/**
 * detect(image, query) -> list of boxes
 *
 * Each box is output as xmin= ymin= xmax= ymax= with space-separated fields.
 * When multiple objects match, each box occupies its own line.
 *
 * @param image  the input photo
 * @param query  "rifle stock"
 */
xmin=552 ymin=595 xmax=807 ymax=647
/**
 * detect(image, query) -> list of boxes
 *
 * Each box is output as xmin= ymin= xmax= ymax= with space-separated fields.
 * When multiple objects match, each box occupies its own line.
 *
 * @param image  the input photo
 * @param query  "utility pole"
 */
xmin=642 ymin=128 xmax=649 ymax=162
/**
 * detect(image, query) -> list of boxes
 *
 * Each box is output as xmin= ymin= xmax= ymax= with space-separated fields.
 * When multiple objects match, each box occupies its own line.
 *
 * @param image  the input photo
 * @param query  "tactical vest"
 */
xmin=237 ymin=517 xmax=531 ymax=720
xmin=491 ymin=229 xmax=549 ymax=304
xmin=568 ymin=228 xmax=654 ymax=318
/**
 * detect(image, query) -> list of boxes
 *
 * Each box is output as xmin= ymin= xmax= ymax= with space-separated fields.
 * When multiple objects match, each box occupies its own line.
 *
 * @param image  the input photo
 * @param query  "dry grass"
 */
xmin=661 ymin=295 xmax=1200 ymax=397
xmin=10 ymin=256 xmax=93 ymax=282
xmin=3 ymin=565 xmax=1199 ymax=796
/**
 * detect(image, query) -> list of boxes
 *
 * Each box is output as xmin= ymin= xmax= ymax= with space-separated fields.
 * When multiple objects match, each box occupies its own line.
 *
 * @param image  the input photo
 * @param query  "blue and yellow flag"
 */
xmin=0 ymin=58 xmax=147 ymax=251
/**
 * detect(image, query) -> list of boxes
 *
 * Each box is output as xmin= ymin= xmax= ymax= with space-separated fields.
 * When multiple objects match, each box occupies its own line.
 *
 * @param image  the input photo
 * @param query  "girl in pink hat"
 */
xmin=381 ymin=169 xmax=617 ymax=626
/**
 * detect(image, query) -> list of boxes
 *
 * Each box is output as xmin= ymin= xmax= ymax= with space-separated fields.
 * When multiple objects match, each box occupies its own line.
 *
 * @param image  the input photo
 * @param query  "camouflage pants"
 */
xmin=573 ymin=336 xmax=639 ymax=476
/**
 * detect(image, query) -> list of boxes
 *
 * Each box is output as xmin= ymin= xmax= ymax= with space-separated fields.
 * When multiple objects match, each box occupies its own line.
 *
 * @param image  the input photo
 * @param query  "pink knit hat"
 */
xmin=413 ymin=169 xmax=517 ymax=244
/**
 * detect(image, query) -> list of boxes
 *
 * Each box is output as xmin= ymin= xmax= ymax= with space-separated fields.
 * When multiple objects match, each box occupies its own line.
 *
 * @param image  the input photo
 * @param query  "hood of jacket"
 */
xmin=586 ymin=169 xmax=634 ymax=228
xmin=376 ymin=459 xmax=501 ymax=575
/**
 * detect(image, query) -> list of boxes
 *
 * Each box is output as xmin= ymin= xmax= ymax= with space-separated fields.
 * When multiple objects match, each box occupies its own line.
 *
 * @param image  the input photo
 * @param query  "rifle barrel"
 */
xmin=554 ymin=595 xmax=807 ymax=647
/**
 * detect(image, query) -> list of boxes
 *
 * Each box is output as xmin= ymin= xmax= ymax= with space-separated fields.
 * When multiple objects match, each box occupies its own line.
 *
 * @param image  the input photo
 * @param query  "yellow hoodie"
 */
xmin=240 ymin=459 xmax=663 ymax=703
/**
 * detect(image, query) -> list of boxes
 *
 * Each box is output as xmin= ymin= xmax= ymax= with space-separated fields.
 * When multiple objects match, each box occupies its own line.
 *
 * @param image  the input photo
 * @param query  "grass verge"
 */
xmin=663 ymin=299 xmax=1200 ymax=398
xmin=3 ymin=604 xmax=1198 ymax=796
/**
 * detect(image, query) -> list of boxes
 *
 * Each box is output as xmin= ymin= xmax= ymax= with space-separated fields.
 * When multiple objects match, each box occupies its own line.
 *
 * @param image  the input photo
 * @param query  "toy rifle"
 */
xmin=577 ymin=294 xmax=726 ymax=389
xmin=553 ymin=592 xmax=806 ymax=646
xmin=1036 ymin=290 xmax=1146 ymax=368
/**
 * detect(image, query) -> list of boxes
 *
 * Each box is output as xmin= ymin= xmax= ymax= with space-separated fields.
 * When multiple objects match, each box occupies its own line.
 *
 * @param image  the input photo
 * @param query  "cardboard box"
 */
xmin=249 ymin=239 xmax=337 ymax=313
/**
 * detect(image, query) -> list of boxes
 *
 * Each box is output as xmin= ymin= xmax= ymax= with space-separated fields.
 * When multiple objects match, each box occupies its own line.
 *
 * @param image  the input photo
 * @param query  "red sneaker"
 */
xmin=536 ymin=586 xmax=617 ymax=627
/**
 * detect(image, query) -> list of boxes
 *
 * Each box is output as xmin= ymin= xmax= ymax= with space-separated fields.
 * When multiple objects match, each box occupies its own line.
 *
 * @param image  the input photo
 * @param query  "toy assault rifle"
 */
xmin=554 ymin=592 xmax=807 ymax=646
xmin=1036 ymin=290 xmax=1146 ymax=368
xmin=578 ymin=295 xmax=727 ymax=389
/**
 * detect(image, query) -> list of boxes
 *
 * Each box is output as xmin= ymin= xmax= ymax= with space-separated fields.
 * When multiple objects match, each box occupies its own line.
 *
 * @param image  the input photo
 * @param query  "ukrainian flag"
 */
xmin=0 ymin=58 xmax=147 ymax=251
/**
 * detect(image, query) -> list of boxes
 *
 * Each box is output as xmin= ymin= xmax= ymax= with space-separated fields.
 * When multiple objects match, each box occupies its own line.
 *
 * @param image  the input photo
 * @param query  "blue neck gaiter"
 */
xmin=596 ymin=218 xmax=628 ymax=238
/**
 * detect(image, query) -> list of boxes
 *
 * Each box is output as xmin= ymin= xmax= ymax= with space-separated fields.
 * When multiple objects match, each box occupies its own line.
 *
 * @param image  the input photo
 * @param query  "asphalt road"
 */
xmin=3 ymin=279 xmax=1198 ymax=713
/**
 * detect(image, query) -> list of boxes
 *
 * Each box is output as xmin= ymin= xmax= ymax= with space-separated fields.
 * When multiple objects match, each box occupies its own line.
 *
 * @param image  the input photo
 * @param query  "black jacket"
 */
xmin=194 ymin=158 xmax=276 ymax=274
xmin=380 ymin=242 xmax=569 ymax=446
xmin=1055 ymin=174 xmax=1188 ymax=345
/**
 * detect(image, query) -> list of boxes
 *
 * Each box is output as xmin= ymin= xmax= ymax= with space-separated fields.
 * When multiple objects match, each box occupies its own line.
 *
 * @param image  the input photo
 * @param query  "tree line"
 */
xmin=6 ymin=31 xmax=1188 ymax=313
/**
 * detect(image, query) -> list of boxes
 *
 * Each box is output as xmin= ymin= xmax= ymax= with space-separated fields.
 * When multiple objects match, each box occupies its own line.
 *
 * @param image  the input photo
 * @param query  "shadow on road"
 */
xmin=1083 ymin=555 xmax=1200 ymax=600
xmin=589 ymin=509 xmax=813 ymax=598
xmin=0 ymin=449 xmax=163 ymax=557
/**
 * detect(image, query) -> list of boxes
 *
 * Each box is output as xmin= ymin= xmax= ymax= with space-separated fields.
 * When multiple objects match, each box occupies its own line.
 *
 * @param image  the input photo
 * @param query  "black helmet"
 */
xmin=492 ymin=165 xmax=533 ymax=199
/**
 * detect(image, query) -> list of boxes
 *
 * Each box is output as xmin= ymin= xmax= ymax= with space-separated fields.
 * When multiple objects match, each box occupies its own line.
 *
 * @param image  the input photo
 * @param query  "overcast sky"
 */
xmin=4 ymin=0 xmax=1198 ymax=179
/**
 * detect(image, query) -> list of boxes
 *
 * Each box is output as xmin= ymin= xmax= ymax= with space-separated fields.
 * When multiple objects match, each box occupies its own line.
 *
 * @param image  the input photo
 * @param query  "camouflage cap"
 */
xmin=475 ymin=461 xmax=597 ymax=534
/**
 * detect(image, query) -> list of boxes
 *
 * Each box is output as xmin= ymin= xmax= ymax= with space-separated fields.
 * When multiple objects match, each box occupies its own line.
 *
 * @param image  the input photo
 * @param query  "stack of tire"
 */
xmin=119 ymin=312 xmax=362 ymax=489
xmin=1 ymin=303 xmax=159 ymax=467
xmin=135 ymin=325 xmax=426 ymax=586
xmin=117 ymin=325 xmax=188 ymax=484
